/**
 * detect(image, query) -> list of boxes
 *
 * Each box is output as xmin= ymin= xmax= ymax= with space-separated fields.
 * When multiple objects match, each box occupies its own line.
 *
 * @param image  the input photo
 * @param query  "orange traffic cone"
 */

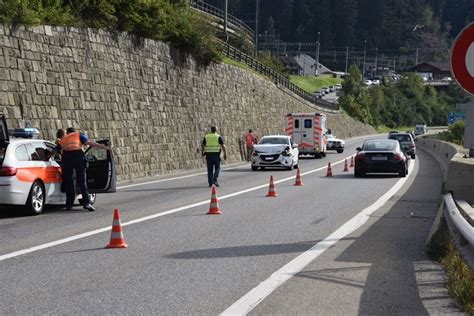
xmin=294 ymin=168 xmax=303 ymax=186
xmin=326 ymin=162 xmax=333 ymax=177
xmin=343 ymin=159 xmax=349 ymax=172
xmin=350 ymin=156 xmax=354 ymax=168
xmin=266 ymin=175 xmax=278 ymax=197
xmin=207 ymin=185 xmax=222 ymax=215
xmin=105 ymin=209 xmax=128 ymax=249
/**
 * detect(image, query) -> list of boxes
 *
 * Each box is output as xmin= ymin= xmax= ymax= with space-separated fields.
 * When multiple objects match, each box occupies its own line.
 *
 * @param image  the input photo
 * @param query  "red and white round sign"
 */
xmin=451 ymin=22 xmax=474 ymax=95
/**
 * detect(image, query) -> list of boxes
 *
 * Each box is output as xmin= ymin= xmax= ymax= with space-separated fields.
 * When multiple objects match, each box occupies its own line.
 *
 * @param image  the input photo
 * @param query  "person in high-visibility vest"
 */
xmin=55 ymin=127 xmax=110 ymax=211
xmin=201 ymin=126 xmax=227 ymax=187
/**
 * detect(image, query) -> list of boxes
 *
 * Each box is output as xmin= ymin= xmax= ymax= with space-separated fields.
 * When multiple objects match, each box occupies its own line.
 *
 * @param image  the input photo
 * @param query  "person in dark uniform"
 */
xmin=201 ymin=126 xmax=227 ymax=187
xmin=55 ymin=127 xmax=109 ymax=211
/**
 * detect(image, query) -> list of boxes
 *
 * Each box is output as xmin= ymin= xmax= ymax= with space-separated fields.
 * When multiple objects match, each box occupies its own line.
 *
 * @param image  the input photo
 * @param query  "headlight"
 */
xmin=281 ymin=148 xmax=291 ymax=156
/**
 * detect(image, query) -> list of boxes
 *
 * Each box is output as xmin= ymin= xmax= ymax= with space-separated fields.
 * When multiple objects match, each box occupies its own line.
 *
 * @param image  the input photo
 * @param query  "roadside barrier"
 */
xmin=266 ymin=176 xmax=278 ymax=197
xmin=444 ymin=193 xmax=474 ymax=247
xmin=343 ymin=159 xmax=349 ymax=172
xmin=294 ymin=168 xmax=303 ymax=186
xmin=105 ymin=209 xmax=128 ymax=249
xmin=207 ymin=185 xmax=222 ymax=215
xmin=326 ymin=162 xmax=333 ymax=177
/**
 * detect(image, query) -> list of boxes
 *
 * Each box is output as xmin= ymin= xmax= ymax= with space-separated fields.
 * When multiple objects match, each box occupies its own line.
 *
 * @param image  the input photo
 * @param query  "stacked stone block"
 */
xmin=0 ymin=25 xmax=375 ymax=181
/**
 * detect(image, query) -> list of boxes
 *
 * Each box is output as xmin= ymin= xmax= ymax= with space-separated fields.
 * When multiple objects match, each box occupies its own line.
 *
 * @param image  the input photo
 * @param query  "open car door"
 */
xmin=85 ymin=139 xmax=116 ymax=193
xmin=0 ymin=114 xmax=9 ymax=143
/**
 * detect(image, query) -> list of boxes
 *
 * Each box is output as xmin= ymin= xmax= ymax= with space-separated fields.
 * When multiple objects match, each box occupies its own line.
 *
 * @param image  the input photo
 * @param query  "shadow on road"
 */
xmin=165 ymin=237 xmax=356 ymax=259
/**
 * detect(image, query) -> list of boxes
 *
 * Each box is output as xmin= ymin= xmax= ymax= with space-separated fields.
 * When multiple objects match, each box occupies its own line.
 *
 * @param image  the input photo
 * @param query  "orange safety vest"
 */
xmin=59 ymin=132 xmax=83 ymax=151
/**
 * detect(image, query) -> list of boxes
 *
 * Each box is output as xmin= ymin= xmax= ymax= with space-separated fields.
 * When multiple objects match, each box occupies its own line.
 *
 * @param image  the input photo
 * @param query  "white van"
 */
xmin=414 ymin=124 xmax=427 ymax=136
xmin=285 ymin=113 xmax=327 ymax=158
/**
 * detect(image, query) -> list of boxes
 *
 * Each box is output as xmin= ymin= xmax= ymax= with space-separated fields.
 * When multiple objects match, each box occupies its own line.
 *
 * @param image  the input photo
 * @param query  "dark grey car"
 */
xmin=388 ymin=132 xmax=416 ymax=159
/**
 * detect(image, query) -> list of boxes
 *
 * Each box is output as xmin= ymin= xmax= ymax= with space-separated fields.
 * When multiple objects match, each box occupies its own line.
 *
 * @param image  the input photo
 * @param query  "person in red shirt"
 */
xmin=245 ymin=129 xmax=258 ymax=162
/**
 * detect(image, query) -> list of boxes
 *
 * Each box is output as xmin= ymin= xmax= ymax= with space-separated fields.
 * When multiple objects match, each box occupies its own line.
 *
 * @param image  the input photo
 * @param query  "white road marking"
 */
xmin=0 ymin=157 xmax=348 ymax=262
xmin=221 ymin=159 xmax=416 ymax=315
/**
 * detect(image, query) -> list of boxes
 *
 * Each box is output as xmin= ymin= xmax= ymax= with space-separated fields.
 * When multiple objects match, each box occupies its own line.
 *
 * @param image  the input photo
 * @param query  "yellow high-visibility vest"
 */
xmin=205 ymin=133 xmax=221 ymax=153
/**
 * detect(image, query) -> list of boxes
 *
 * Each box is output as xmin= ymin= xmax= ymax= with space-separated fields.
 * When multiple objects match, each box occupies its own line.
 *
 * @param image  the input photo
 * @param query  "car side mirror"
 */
xmin=356 ymin=147 xmax=362 ymax=151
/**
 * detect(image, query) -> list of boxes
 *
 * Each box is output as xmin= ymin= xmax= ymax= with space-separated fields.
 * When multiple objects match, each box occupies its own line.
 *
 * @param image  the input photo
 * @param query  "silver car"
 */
xmin=251 ymin=135 xmax=299 ymax=171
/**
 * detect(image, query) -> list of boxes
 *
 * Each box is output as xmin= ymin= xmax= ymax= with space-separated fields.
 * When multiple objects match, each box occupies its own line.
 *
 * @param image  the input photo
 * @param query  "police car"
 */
xmin=0 ymin=114 xmax=116 ymax=215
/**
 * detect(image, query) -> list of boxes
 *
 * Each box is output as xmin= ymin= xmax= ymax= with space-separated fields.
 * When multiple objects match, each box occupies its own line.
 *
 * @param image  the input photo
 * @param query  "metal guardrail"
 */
xmin=189 ymin=0 xmax=255 ymax=40
xmin=221 ymin=41 xmax=339 ymax=111
xmin=444 ymin=193 xmax=474 ymax=247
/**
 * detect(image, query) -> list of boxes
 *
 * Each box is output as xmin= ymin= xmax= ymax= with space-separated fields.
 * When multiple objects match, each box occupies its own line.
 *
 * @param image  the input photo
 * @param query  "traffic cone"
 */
xmin=350 ymin=156 xmax=354 ymax=168
xmin=326 ymin=162 xmax=333 ymax=177
xmin=207 ymin=185 xmax=222 ymax=215
xmin=294 ymin=168 xmax=303 ymax=186
xmin=266 ymin=175 xmax=278 ymax=197
xmin=343 ymin=159 xmax=349 ymax=172
xmin=105 ymin=209 xmax=128 ymax=249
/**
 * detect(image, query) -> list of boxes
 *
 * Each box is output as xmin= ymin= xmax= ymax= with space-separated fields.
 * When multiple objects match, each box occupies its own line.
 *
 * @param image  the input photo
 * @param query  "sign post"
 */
xmin=451 ymin=23 xmax=474 ymax=156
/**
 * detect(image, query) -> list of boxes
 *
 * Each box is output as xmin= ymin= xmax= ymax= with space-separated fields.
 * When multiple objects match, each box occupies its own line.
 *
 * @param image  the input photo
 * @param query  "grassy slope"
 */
xmin=290 ymin=75 xmax=343 ymax=93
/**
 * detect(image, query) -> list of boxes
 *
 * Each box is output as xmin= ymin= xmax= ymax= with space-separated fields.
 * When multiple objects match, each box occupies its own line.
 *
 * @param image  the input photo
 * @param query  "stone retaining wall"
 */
xmin=0 ymin=25 xmax=375 ymax=181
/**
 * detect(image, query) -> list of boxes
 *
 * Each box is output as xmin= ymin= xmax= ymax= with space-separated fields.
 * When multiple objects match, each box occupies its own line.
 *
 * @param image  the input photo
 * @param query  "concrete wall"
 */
xmin=0 ymin=25 xmax=375 ymax=181
xmin=417 ymin=137 xmax=474 ymax=203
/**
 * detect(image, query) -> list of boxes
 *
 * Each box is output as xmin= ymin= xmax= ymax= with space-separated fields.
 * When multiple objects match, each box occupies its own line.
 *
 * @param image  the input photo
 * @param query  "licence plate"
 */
xmin=372 ymin=156 xmax=387 ymax=161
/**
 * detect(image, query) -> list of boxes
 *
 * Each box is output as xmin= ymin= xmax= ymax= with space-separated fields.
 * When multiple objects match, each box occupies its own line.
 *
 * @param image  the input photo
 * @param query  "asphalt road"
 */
xmin=0 ymin=135 xmax=464 ymax=314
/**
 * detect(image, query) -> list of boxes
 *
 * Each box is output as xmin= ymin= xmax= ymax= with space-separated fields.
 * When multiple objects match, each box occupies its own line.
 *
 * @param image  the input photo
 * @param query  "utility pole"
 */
xmin=362 ymin=40 xmax=367 ymax=79
xmin=374 ymin=47 xmax=378 ymax=76
xmin=345 ymin=46 xmax=349 ymax=74
xmin=255 ymin=0 xmax=259 ymax=57
xmin=224 ymin=0 xmax=228 ymax=41
xmin=315 ymin=32 xmax=320 ymax=76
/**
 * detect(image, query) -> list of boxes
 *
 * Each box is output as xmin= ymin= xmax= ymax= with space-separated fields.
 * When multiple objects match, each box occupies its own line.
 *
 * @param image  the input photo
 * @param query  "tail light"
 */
xmin=0 ymin=166 xmax=17 ymax=176
xmin=355 ymin=153 xmax=365 ymax=161
xmin=393 ymin=153 xmax=404 ymax=161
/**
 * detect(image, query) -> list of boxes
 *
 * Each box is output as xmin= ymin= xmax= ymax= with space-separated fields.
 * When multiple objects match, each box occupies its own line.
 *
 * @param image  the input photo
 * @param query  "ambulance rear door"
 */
xmin=297 ymin=115 xmax=316 ymax=150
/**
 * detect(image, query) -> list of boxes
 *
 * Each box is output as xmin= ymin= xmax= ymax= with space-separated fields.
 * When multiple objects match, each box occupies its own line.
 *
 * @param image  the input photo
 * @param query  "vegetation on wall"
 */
xmin=339 ymin=64 xmax=466 ymax=128
xmin=0 ymin=0 xmax=221 ymax=65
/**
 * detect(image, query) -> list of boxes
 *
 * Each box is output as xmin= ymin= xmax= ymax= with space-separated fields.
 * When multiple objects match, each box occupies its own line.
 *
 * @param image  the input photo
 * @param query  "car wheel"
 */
xmin=26 ymin=181 xmax=45 ymax=215
xmin=293 ymin=164 xmax=298 ymax=169
xmin=411 ymin=154 xmax=415 ymax=159
xmin=78 ymin=193 xmax=97 ymax=205
xmin=399 ymin=168 xmax=406 ymax=177
xmin=354 ymin=169 xmax=362 ymax=177
xmin=337 ymin=149 xmax=344 ymax=154
xmin=251 ymin=165 xmax=258 ymax=171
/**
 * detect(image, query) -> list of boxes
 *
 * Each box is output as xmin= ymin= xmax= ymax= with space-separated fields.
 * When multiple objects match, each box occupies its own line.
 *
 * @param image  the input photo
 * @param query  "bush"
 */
xmin=0 ymin=0 xmax=221 ymax=65
xmin=435 ymin=120 xmax=465 ymax=145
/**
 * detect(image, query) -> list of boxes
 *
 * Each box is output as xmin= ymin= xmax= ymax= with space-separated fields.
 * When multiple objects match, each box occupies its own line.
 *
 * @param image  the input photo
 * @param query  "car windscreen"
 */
xmin=363 ymin=141 xmax=398 ymax=151
xmin=389 ymin=134 xmax=412 ymax=142
xmin=259 ymin=137 xmax=288 ymax=145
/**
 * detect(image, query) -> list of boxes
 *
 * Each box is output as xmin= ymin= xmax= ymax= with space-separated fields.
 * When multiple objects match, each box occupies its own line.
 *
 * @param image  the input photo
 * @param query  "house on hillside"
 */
xmin=279 ymin=54 xmax=332 ymax=76
xmin=410 ymin=62 xmax=451 ymax=80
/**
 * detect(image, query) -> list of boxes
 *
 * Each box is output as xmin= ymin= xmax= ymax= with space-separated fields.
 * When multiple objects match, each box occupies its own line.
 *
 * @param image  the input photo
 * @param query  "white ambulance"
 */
xmin=285 ymin=112 xmax=328 ymax=158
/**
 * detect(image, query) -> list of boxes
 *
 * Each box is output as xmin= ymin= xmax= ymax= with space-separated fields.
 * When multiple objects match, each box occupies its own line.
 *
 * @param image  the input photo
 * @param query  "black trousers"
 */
xmin=62 ymin=150 xmax=90 ymax=207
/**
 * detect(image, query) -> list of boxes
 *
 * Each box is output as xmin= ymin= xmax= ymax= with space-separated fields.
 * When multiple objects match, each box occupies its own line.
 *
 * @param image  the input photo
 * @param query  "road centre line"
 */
xmin=221 ymin=160 xmax=416 ymax=315
xmin=0 ymin=157 xmax=349 ymax=262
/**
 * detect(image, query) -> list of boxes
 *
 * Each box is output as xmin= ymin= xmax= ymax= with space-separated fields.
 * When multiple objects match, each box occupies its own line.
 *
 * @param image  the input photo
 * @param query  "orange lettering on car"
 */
xmin=16 ymin=167 xmax=62 ymax=183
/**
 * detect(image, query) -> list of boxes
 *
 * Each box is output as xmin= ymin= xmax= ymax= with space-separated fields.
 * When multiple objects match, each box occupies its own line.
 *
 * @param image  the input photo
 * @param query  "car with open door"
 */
xmin=0 ymin=114 xmax=116 ymax=215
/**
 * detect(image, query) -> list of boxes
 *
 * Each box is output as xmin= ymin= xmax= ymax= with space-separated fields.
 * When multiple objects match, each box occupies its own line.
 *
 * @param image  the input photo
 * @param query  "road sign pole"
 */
xmin=465 ymin=101 xmax=474 ymax=157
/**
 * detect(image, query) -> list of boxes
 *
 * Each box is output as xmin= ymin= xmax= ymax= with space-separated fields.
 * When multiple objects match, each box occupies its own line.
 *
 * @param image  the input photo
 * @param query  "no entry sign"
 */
xmin=451 ymin=23 xmax=474 ymax=95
